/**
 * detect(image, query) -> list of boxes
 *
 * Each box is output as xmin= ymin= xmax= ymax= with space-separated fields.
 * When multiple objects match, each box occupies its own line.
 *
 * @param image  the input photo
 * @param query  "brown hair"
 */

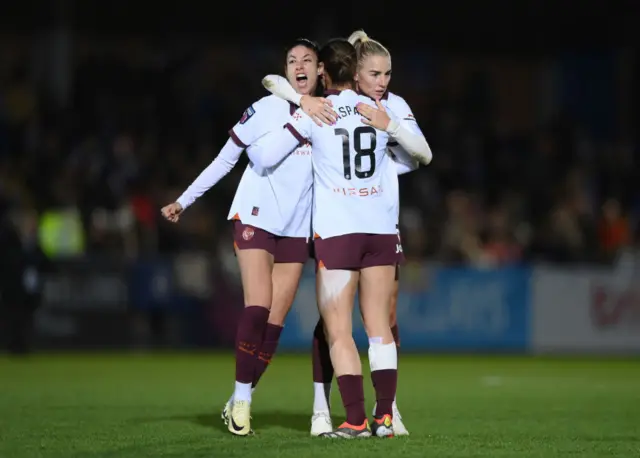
xmin=318 ymin=38 xmax=357 ymax=86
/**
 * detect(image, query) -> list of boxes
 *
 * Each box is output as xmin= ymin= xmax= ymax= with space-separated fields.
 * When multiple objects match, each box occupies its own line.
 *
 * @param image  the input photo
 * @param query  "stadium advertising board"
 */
xmin=280 ymin=264 xmax=531 ymax=352
xmin=34 ymin=259 xmax=130 ymax=348
xmin=532 ymin=266 xmax=640 ymax=354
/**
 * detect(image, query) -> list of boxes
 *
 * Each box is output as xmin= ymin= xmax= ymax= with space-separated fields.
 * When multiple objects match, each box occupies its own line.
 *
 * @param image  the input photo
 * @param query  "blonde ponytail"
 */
xmin=348 ymin=30 xmax=369 ymax=46
xmin=347 ymin=29 xmax=390 ymax=70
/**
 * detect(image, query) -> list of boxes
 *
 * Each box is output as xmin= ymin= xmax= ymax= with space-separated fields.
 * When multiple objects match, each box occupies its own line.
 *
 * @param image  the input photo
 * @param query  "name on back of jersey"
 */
xmin=295 ymin=104 xmax=362 ymax=122
xmin=335 ymin=104 xmax=362 ymax=121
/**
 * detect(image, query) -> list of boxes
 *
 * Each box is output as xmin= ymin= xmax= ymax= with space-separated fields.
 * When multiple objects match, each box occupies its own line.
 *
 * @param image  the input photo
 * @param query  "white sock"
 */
xmin=313 ymin=382 xmax=331 ymax=413
xmin=228 ymin=386 xmax=256 ymax=405
xmin=233 ymin=381 xmax=253 ymax=403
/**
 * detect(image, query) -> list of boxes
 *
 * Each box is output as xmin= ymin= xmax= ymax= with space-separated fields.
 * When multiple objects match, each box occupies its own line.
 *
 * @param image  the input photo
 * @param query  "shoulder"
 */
xmin=254 ymin=94 xmax=290 ymax=111
xmin=238 ymin=95 xmax=291 ymax=126
xmin=354 ymin=92 xmax=376 ymax=107
xmin=385 ymin=92 xmax=416 ymax=121
xmin=385 ymin=92 xmax=410 ymax=110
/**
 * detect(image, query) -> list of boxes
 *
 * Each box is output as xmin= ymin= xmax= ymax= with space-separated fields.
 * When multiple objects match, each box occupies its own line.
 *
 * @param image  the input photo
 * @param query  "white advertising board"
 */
xmin=532 ymin=266 xmax=640 ymax=354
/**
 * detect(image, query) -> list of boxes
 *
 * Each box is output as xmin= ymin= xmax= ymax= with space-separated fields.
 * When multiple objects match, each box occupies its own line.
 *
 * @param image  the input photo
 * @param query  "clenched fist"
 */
xmin=161 ymin=202 xmax=183 ymax=223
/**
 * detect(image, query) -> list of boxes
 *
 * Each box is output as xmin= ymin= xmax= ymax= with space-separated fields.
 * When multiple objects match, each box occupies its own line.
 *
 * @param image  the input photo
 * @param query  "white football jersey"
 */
xmin=287 ymin=89 xmax=397 ymax=239
xmin=384 ymin=92 xmax=423 ymax=137
xmin=228 ymin=95 xmax=313 ymax=237
xmin=381 ymin=91 xmax=423 ymax=221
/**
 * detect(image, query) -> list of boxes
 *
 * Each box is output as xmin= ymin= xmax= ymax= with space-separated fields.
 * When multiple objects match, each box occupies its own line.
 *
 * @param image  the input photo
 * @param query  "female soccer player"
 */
xmin=261 ymin=30 xmax=431 ymax=436
xmin=247 ymin=38 xmax=430 ymax=438
xmin=161 ymin=38 xmax=337 ymax=436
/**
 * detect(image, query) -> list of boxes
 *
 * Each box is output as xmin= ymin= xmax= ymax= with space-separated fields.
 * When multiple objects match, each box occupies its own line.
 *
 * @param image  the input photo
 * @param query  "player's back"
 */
xmin=228 ymin=95 xmax=313 ymax=237
xmin=309 ymin=89 xmax=397 ymax=238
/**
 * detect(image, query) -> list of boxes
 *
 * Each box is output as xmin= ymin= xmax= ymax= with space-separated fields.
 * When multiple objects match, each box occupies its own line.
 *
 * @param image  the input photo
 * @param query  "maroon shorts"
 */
xmin=233 ymin=220 xmax=309 ymax=264
xmin=314 ymin=233 xmax=399 ymax=270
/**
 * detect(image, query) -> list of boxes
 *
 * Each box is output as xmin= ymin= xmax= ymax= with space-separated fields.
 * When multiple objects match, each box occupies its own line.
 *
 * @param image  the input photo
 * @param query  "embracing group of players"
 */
xmin=161 ymin=30 xmax=433 ymax=439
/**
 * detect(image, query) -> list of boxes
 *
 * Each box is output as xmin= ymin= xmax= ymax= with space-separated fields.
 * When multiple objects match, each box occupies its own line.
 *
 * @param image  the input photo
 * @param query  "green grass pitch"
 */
xmin=1 ymin=353 xmax=639 ymax=457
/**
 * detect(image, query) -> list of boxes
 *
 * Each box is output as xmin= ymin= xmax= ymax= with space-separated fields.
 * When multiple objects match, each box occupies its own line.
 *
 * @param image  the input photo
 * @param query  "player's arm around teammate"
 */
xmin=161 ymin=39 xmax=338 ymax=437
xmin=253 ymin=39 xmax=405 ymax=438
xmin=259 ymin=38 xmax=427 ymax=436
xmin=350 ymin=30 xmax=433 ymax=436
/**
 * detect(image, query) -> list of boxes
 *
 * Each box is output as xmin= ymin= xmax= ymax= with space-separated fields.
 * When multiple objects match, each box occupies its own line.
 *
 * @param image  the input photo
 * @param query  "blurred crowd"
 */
xmin=1 ymin=39 xmax=638 ymax=267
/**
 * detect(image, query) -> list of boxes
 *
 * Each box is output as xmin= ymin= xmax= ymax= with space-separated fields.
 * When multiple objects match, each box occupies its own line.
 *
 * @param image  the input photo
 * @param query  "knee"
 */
xmin=242 ymin=283 xmax=273 ymax=308
xmin=389 ymin=308 xmax=397 ymax=328
xmin=362 ymin=314 xmax=393 ymax=344
xmin=324 ymin=323 xmax=351 ymax=347
xmin=389 ymin=293 xmax=398 ymax=323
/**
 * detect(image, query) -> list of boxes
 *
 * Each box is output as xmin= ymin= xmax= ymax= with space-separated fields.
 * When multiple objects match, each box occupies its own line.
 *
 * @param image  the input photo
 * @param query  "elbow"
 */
xmin=422 ymin=146 xmax=433 ymax=165
xmin=248 ymin=154 xmax=275 ymax=170
xmin=213 ymin=156 xmax=236 ymax=173
xmin=253 ymin=156 xmax=277 ymax=169
xmin=415 ymin=141 xmax=433 ymax=166
xmin=245 ymin=149 xmax=268 ymax=169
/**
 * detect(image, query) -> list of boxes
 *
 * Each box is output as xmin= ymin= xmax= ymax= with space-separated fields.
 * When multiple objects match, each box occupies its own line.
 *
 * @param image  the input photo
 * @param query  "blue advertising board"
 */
xmin=280 ymin=264 xmax=531 ymax=352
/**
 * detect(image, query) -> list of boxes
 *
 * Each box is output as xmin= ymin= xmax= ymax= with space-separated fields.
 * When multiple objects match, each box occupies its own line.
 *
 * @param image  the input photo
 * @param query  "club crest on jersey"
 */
xmin=239 ymin=106 xmax=255 ymax=124
xmin=242 ymin=227 xmax=255 ymax=241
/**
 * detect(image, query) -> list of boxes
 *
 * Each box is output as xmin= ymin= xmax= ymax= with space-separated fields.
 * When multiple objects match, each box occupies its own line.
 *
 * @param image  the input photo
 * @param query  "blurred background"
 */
xmin=1 ymin=0 xmax=639 ymax=355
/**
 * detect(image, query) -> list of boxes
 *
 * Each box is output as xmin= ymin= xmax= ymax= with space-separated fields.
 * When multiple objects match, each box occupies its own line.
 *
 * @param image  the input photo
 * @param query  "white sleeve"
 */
xmin=387 ymin=95 xmax=423 ymax=136
xmin=246 ymin=108 xmax=312 ymax=169
xmin=262 ymin=75 xmax=302 ymax=106
xmin=385 ymin=117 xmax=432 ymax=165
xmin=388 ymin=145 xmax=419 ymax=175
xmin=385 ymin=95 xmax=432 ymax=165
xmin=176 ymin=138 xmax=243 ymax=210
xmin=228 ymin=98 xmax=272 ymax=148
xmin=245 ymin=127 xmax=300 ymax=169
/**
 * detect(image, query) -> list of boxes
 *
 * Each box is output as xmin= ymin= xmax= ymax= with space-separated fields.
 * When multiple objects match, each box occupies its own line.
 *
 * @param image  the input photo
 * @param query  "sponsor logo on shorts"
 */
xmin=395 ymin=244 xmax=403 ymax=254
xmin=242 ymin=227 xmax=255 ymax=241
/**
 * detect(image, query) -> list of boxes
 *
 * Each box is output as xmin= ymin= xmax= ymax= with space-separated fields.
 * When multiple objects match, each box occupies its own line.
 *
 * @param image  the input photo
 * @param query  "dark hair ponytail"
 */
xmin=318 ymin=38 xmax=357 ymax=86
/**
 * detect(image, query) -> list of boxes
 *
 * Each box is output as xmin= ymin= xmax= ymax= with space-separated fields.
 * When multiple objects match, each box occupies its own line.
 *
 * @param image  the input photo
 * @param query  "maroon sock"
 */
xmin=371 ymin=369 xmax=397 ymax=417
xmin=312 ymin=319 xmax=334 ymax=383
xmin=252 ymin=323 xmax=283 ymax=388
xmin=336 ymin=375 xmax=366 ymax=426
xmin=391 ymin=324 xmax=400 ymax=348
xmin=235 ymin=306 xmax=270 ymax=383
